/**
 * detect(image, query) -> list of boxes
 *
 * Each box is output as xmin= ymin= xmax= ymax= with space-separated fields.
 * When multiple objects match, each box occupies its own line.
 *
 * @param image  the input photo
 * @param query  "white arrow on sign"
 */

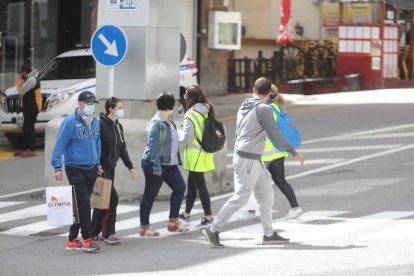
xmin=98 ymin=33 xmax=119 ymax=57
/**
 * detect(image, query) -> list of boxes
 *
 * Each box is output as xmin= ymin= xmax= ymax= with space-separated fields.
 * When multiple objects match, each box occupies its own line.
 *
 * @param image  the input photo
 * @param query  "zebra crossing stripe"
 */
xmin=361 ymin=219 xmax=414 ymax=240
xmin=219 ymin=211 xmax=349 ymax=239
xmin=298 ymin=145 xmax=401 ymax=153
xmin=342 ymin=132 xmax=414 ymax=140
xmin=1 ymin=205 xmax=139 ymax=236
xmin=0 ymin=201 xmax=25 ymax=209
xmin=125 ymin=209 xmax=204 ymax=238
xmin=152 ymin=209 xmax=264 ymax=239
xmin=288 ymin=211 xmax=414 ymax=241
xmin=284 ymin=159 xmax=344 ymax=166
xmin=0 ymin=204 xmax=45 ymax=224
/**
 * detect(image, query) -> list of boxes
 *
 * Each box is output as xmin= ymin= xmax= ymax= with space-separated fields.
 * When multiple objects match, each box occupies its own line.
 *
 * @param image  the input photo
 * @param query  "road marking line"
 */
xmin=340 ymin=133 xmax=414 ymax=140
xmin=296 ymin=178 xmax=403 ymax=197
xmin=220 ymin=211 xmax=349 ymax=238
xmin=0 ymin=201 xmax=25 ymax=209
xmin=0 ymin=150 xmax=16 ymax=161
xmin=0 ymin=204 xmax=45 ymax=224
xmin=302 ymin=123 xmax=414 ymax=145
xmin=124 ymin=209 xmax=204 ymax=238
xmin=362 ymin=220 xmax=414 ymax=240
xmin=289 ymin=211 xmax=414 ymax=241
xmin=286 ymin=144 xmax=414 ymax=181
xmin=2 ymin=205 xmax=140 ymax=236
xmin=299 ymin=145 xmax=401 ymax=153
xmin=0 ymin=188 xmax=45 ymax=200
xmin=285 ymin=159 xmax=344 ymax=166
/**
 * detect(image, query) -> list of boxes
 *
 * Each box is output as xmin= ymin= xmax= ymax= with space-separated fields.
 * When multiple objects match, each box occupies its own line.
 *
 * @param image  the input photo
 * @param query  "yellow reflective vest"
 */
xmin=261 ymin=103 xmax=289 ymax=162
xmin=183 ymin=109 xmax=215 ymax=172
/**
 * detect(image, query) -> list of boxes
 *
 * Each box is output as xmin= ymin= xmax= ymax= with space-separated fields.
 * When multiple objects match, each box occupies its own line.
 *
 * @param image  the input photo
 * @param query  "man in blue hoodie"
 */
xmin=51 ymin=91 xmax=101 ymax=253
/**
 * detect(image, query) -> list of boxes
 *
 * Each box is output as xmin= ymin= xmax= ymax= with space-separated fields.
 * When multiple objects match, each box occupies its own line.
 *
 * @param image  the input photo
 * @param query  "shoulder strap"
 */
xmin=269 ymin=104 xmax=281 ymax=115
xmin=191 ymin=109 xmax=208 ymax=119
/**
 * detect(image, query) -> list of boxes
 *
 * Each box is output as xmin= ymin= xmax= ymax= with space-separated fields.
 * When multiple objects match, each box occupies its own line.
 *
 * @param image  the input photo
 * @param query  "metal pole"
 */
xmin=108 ymin=67 xmax=114 ymax=97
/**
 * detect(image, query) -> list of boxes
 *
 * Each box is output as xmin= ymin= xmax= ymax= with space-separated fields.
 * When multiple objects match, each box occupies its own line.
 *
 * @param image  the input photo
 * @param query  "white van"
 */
xmin=0 ymin=48 xmax=198 ymax=148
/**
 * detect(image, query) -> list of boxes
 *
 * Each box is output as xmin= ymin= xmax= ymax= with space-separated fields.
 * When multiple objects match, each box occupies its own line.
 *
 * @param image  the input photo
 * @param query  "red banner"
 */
xmin=277 ymin=0 xmax=294 ymax=45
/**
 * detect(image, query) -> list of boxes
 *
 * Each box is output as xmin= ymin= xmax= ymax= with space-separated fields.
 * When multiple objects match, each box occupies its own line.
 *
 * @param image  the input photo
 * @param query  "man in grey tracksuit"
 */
xmin=202 ymin=77 xmax=305 ymax=247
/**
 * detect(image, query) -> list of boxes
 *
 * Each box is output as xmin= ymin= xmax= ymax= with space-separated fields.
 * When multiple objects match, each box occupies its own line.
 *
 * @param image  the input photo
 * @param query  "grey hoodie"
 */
xmin=180 ymin=103 xmax=210 ymax=144
xmin=234 ymin=97 xmax=297 ymax=160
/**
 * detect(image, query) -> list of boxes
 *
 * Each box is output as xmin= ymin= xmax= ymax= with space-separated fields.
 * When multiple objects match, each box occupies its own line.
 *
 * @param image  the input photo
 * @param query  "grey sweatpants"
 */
xmin=210 ymin=154 xmax=275 ymax=236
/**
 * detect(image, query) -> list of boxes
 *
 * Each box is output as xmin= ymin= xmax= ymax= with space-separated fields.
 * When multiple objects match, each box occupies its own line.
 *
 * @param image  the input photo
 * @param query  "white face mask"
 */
xmin=115 ymin=109 xmax=124 ymax=119
xmin=168 ymin=109 xmax=174 ymax=115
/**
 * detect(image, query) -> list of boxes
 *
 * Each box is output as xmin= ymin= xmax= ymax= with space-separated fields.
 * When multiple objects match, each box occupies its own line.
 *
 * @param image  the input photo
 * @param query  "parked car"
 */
xmin=0 ymin=47 xmax=198 ymax=149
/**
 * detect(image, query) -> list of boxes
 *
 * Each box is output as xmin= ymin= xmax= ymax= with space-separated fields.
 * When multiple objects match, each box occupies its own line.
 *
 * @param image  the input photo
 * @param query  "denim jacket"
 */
xmin=142 ymin=111 xmax=182 ymax=173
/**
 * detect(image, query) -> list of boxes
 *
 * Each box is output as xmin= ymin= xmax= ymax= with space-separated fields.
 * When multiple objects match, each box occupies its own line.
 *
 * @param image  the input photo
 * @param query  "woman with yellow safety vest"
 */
xmin=262 ymin=85 xmax=303 ymax=219
xmin=178 ymin=86 xmax=215 ymax=228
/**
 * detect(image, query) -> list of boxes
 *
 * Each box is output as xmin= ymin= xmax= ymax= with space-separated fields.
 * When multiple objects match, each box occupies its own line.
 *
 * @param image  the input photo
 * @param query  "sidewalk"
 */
xmin=210 ymin=88 xmax=414 ymax=121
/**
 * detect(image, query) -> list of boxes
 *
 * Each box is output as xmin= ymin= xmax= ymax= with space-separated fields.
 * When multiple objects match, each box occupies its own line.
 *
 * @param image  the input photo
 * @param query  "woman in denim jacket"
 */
xmin=139 ymin=92 xmax=187 ymax=237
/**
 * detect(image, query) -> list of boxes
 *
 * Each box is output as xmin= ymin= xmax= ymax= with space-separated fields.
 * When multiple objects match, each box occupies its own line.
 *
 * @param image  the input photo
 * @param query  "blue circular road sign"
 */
xmin=91 ymin=25 xmax=128 ymax=67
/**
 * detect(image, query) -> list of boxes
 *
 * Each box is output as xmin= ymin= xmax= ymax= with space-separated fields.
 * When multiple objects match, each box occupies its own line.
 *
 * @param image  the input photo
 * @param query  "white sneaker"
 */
xmin=285 ymin=207 xmax=304 ymax=219
xmin=236 ymin=210 xmax=257 ymax=221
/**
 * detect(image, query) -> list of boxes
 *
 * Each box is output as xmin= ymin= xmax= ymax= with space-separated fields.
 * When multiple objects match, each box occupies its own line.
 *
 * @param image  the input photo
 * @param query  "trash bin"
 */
xmin=345 ymin=74 xmax=361 ymax=91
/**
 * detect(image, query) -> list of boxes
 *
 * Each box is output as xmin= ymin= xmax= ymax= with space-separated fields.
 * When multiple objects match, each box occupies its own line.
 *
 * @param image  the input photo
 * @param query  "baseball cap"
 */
xmin=78 ymin=91 xmax=98 ymax=104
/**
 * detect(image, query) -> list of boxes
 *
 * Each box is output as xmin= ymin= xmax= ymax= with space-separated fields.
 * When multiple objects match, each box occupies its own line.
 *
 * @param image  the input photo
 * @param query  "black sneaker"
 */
xmin=262 ymin=231 xmax=290 ymax=245
xmin=179 ymin=212 xmax=190 ymax=226
xmin=202 ymin=228 xmax=224 ymax=248
xmin=198 ymin=217 xmax=213 ymax=229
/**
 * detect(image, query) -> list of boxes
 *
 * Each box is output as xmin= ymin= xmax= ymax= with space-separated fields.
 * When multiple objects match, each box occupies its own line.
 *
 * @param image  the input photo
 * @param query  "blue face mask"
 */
xmin=115 ymin=109 xmax=124 ymax=119
xmin=83 ymin=104 xmax=95 ymax=116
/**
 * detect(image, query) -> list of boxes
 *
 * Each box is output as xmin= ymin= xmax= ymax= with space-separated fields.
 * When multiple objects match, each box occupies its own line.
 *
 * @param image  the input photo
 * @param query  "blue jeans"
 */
xmin=65 ymin=166 xmax=98 ymax=241
xmin=140 ymin=159 xmax=186 ymax=226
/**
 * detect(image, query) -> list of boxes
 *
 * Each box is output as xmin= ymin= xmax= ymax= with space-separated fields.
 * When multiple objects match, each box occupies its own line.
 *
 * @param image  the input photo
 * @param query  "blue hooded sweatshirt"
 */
xmin=51 ymin=108 xmax=101 ymax=171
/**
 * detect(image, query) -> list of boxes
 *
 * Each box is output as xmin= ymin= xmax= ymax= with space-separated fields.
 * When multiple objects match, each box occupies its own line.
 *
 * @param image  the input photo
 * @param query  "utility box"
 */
xmin=96 ymin=0 xmax=180 ymax=100
xmin=208 ymin=11 xmax=242 ymax=50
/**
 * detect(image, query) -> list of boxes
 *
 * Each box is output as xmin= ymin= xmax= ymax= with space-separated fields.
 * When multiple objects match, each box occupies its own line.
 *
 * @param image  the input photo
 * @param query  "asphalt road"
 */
xmin=1 ymin=102 xmax=414 ymax=275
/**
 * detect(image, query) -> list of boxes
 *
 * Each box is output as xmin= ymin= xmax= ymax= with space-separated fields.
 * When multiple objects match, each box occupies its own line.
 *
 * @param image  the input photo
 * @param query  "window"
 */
xmin=38 ymin=56 xmax=96 ymax=80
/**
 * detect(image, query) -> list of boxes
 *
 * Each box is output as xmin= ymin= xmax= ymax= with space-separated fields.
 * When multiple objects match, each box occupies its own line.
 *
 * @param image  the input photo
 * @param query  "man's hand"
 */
xmin=130 ymin=168 xmax=137 ymax=179
xmin=295 ymin=153 xmax=305 ymax=166
xmin=54 ymin=171 xmax=63 ymax=182
xmin=153 ymin=171 xmax=161 ymax=176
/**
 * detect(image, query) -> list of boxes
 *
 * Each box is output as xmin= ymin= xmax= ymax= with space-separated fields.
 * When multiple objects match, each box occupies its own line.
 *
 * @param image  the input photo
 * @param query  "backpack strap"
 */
xmin=269 ymin=104 xmax=281 ymax=115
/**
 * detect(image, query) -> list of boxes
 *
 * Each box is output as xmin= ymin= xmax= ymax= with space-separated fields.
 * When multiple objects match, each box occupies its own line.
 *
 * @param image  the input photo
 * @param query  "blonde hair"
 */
xmin=270 ymin=84 xmax=286 ymax=111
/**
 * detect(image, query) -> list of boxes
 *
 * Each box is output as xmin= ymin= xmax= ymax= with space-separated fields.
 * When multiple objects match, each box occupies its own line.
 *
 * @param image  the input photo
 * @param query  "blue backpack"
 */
xmin=270 ymin=104 xmax=302 ymax=149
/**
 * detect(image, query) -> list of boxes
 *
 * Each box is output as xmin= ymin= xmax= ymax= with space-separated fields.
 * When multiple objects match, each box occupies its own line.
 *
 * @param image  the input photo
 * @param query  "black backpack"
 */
xmin=193 ymin=110 xmax=226 ymax=153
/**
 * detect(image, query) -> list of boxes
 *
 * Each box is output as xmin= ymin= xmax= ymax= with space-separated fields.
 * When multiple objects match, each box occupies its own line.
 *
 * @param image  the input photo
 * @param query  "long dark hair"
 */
xmin=185 ymin=86 xmax=215 ymax=118
xmin=105 ymin=96 xmax=122 ymax=114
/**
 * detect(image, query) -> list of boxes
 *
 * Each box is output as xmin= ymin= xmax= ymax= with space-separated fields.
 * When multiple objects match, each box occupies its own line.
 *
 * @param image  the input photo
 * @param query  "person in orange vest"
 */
xmin=14 ymin=64 xmax=42 ymax=157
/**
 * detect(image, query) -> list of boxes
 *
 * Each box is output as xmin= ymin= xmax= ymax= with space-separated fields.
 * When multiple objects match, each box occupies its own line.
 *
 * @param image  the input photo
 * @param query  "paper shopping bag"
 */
xmin=90 ymin=176 xmax=112 ymax=209
xmin=46 ymin=186 xmax=78 ymax=226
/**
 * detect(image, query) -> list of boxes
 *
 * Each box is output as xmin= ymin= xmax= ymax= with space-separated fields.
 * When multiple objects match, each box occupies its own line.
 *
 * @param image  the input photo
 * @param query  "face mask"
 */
xmin=168 ymin=109 xmax=174 ymax=115
xmin=115 ymin=109 xmax=124 ymax=119
xmin=83 ymin=104 xmax=95 ymax=116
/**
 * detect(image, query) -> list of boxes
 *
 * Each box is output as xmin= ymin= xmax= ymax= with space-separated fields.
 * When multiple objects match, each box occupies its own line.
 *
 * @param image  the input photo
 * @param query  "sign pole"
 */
xmin=108 ymin=67 xmax=114 ymax=97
